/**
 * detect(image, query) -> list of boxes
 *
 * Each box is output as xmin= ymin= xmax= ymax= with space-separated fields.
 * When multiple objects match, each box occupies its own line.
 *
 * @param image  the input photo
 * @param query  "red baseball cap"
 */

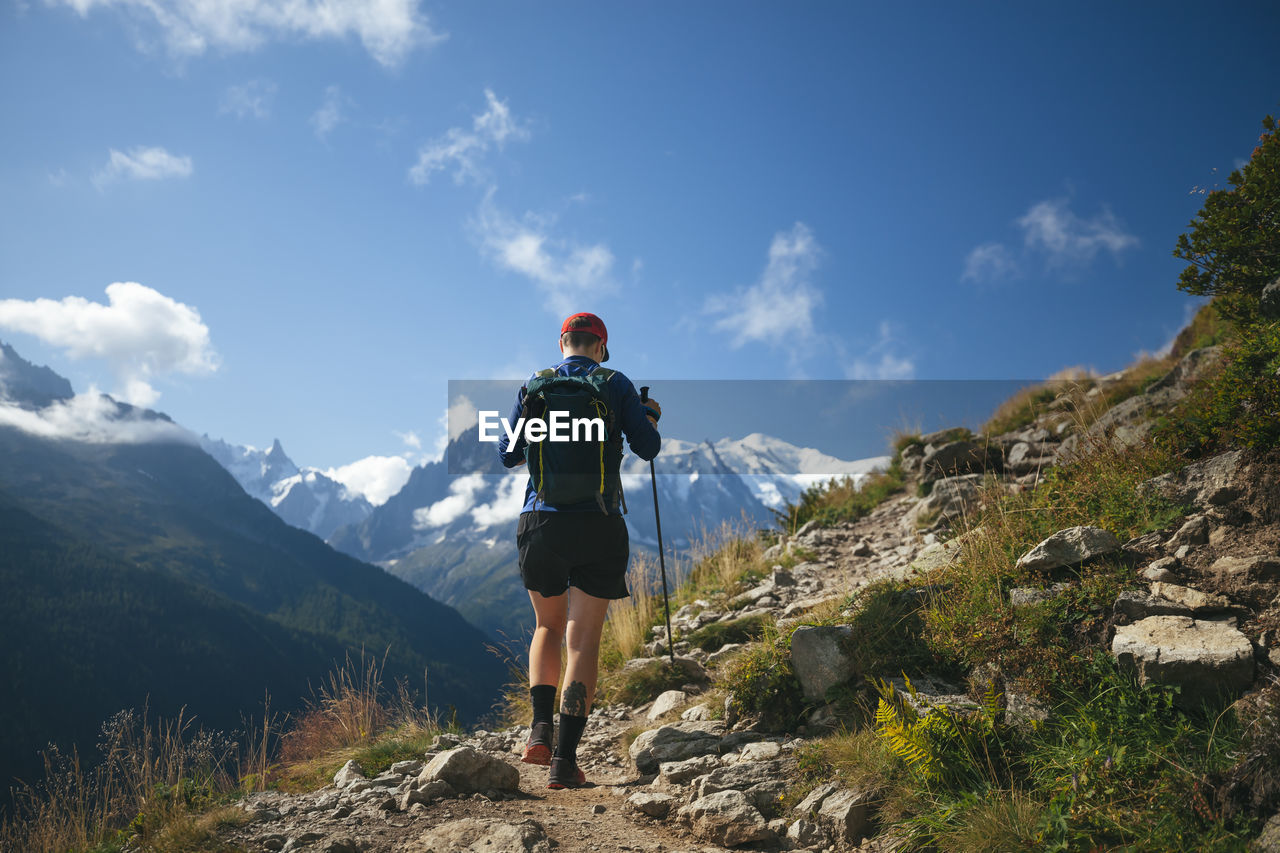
xmin=560 ymin=312 xmax=609 ymax=362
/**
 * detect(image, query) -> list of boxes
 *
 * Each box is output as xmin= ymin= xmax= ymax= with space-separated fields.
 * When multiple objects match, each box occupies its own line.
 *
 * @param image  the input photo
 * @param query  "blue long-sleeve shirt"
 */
xmin=498 ymin=355 xmax=661 ymax=514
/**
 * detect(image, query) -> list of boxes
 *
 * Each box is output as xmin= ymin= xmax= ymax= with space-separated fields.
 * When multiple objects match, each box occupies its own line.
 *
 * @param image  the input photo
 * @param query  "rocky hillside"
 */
xmin=201 ymin=339 xmax=1280 ymax=852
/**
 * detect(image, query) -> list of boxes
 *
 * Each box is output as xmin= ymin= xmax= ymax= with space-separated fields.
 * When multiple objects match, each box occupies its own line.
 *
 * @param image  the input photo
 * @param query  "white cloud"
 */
xmin=961 ymin=242 xmax=1019 ymax=284
xmin=1016 ymin=198 xmax=1138 ymax=267
xmin=0 ymin=281 xmax=218 ymax=405
xmin=409 ymin=89 xmax=529 ymax=186
xmin=846 ymin=321 xmax=915 ymax=380
xmin=310 ymin=85 xmax=350 ymax=140
xmin=92 ymin=146 xmax=192 ymax=188
xmin=470 ymin=474 xmax=527 ymax=529
xmin=963 ymin=197 xmax=1139 ymax=284
xmin=394 ymin=429 xmax=422 ymax=450
xmin=50 ymin=0 xmax=443 ymax=67
xmin=413 ymin=472 xmax=485 ymax=528
xmin=445 ymin=395 xmax=477 ymax=443
xmin=0 ymin=390 xmax=195 ymax=444
xmin=48 ymin=168 xmax=72 ymax=188
xmin=473 ymin=194 xmax=617 ymax=315
xmin=704 ymin=222 xmax=823 ymax=349
xmin=323 ymin=455 xmax=412 ymax=506
xmin=220 ymin=79 xmax=276 ymax=119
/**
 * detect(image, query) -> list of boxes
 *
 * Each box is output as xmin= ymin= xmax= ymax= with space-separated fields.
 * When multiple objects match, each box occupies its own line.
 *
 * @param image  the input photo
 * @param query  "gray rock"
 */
xmin=1141 ymin=449 xmax=1245 ymax=508
xmin=1149 ymin=582 xmax=1231 ymax=613
xmin=694 ymin=760 xmax=786 ymax=799
xmin=1006 ymin=691 xmax=1051 ymax=730
xmin=706 ymin=644 xmax=744 ymax=666
xmin=402 ymin=818 xmax=550 ymax=853
xmin=816 ymin=787 xmax=875 ymax=846
xmin=921 ymin=440 xmax=1002 ymax=479
xmin=680 ymin=703 xmax=713 ymax=721
xmin=1114 ymin=589 xmax=1192 ymax=620
xmin=909 ymin=537 xmax=964 ymax=574
xmin=1212 ymin=555 xmax=1280 ymax=582
xmin=1253 ymin=808 xmax=1280 ymax=853
xmin=400 ymin=778 xmax=453 ymax=809
xmin=1010 ymin=583 xmax=1069 ymax=607
xmin=332 ymin=759 xmax=365 ymax=789
xmin=738 ymin=741 xmax=782 ymax=762
xmin=1169 ymin=515 xmax=1210 ymax=548
xmin=1015 ymin=526 xmax=1121 ymax=571
xmin=648 ymin=690 xmax=689 ymax=721
xmin=626 ymin=791 xmax=677 ymax=818
xmin=316 ymin=838 xmax=360 ymax=853
xmin=677 ymin=789 xmax=773 ymax=847
xmin=887 ymin=675 xmax=978 ymax=716
xmin=431 ymin=733 xmax=463 ymax=751
xmin=1112 ymin=616 xmax=1255 ymax=708
xmin=391 ymin=759 xmax=424 ymax=776
xmin=910 ymin=474 xmax=985 ymax=528
xmin=659 ymin=754 xmax=722 ymax=786
xmin=621 ymin=656 xmax=709 ymax=684
xmin=630 ymin=722 xmax=724 ymax=774
xmin=793 ymin=782 xmax=838 ymax=816
xmin=787 ymin=817 xmax=829 ymax=848
xmin=1141 ymin=557 xmax=1179 ymax=583
xmin=420 ymin=747 xmax=520 ymax=794
xmin=790 ymin=625 xmax=857 ymax=701
xmin=851 ymin=538 xmax=876 ymax=557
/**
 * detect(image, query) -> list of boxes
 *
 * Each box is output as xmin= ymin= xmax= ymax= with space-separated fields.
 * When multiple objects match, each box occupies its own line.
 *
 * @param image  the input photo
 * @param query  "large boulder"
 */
xmin=790 ymin=626 xmax=857 ymax=701
xmin=694 ymin=760 xmax=787 ymax=799
xmin=677 ymin=789 xmax=773 ymax=847
xmin=1111 ymin=616 xmax=1254 ymax=709
xmin=419 ymin=747 xmax=520 ymax=794
xmin=1015 ymin=526 xmax=1121 ymax=572
xmin=332 ymin=760 xmax=365 ymax=788
xmin=1140 ymin=450 xmax=1245 ymax=509
xmin=908 ymin=474 xmax=984 ymax=529
xmin=402 ymin=819 xmax=550 ymax=853
xmin=816 ymin=787 xmax=876 ymax=846
xmin=630 ymin=722 xmax=723 ymax=774
xmin=921 ymin=440 xmax=1002 ymax=480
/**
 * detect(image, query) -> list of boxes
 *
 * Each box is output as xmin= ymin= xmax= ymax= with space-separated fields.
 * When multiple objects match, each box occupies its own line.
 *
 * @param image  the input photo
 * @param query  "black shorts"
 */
xmin=517 ymin=510 xmax=630 ymax=600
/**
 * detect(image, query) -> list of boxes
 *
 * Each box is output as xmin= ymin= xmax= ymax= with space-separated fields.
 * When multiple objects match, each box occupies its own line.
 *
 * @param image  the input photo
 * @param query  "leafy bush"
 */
xmin=1174 ymin=114 xmax=1279 ymax=326
xmin=1028 ymin=654 xmax=1254 ymax=852
xmin=1154 ymin=320 xmax=1280 ymax=455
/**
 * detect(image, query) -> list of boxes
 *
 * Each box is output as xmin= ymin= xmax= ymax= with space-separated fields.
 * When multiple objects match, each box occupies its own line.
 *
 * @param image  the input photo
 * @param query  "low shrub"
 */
xmin=717 ymin=625 xmax=806 ymax=732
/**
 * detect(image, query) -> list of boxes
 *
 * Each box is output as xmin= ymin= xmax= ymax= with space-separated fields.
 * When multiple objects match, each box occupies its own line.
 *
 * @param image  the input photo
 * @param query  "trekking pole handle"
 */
xmin=639 ymin=386 xmax=650 ymax=403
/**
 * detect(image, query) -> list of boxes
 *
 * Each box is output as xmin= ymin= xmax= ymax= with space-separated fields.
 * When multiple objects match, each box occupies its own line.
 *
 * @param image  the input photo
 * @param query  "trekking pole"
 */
xmin=640 ymin=386 xmax=677 ymax=668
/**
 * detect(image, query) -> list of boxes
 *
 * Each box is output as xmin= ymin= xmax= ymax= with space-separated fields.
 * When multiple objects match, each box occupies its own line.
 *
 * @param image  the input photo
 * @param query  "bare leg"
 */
xmin=559 ymin=589 xmax=612 ymax=715
xmin=528 ymin=590 xmax=568 ymax=687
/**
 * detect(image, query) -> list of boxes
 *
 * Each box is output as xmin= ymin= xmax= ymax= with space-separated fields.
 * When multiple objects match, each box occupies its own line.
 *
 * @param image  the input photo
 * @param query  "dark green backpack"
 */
xmin=522 ymin=365 xmax=624 ymax=512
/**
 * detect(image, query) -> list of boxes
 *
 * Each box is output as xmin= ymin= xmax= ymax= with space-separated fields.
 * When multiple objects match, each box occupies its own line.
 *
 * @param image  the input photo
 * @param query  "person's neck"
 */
xmin=561 ymin=351 xmax=598 ymax=362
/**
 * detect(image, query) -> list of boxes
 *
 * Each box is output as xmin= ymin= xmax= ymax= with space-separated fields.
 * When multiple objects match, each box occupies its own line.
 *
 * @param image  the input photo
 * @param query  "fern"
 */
xmin=873 ymin=676 xmax=1012 ymax=791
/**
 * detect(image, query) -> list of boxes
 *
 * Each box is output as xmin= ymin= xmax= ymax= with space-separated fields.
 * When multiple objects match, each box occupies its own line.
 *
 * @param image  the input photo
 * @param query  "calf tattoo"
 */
xmin=561 ymin=680 xmax=588 ymax=716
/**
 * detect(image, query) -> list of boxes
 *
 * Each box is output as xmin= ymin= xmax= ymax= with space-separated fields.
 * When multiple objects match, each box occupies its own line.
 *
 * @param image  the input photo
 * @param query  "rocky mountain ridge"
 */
xmin=212 ymin=346 xmax=1280 ymax=851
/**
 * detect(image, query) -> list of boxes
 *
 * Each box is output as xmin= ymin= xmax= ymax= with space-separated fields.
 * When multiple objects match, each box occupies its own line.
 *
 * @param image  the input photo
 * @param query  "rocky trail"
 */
xmin=218 ymin=345 xmax=1280 ymax=852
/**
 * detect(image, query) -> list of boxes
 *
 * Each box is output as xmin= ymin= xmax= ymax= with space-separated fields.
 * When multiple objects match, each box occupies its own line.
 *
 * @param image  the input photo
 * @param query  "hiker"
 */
xmin=497 ymin=312 xmax=661 ymax=789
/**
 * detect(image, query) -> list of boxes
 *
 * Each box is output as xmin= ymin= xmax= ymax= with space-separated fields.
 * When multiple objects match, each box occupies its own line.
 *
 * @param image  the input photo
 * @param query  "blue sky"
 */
xmin=1 ymin=1 xmax=1277 ymax=502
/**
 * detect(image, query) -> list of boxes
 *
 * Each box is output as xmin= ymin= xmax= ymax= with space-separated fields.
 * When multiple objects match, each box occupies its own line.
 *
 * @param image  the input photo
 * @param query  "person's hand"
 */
xmin=643 ymin=396 xmax=661 ymax=425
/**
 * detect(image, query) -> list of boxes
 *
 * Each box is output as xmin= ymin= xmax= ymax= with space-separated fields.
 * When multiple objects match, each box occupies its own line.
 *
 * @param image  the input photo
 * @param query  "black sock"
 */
xmin=554 ymin=713 xmax=588 ymax=763
xmin=530 ymin=684 xmax=556 ymax=726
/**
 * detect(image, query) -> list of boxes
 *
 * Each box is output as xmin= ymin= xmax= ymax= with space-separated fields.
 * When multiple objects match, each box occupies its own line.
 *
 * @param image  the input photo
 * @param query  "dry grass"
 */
xmin=0 ymin=704 xmax=250 ymax=853
xmin=1 ymin=650 xmax=448 ymax=851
